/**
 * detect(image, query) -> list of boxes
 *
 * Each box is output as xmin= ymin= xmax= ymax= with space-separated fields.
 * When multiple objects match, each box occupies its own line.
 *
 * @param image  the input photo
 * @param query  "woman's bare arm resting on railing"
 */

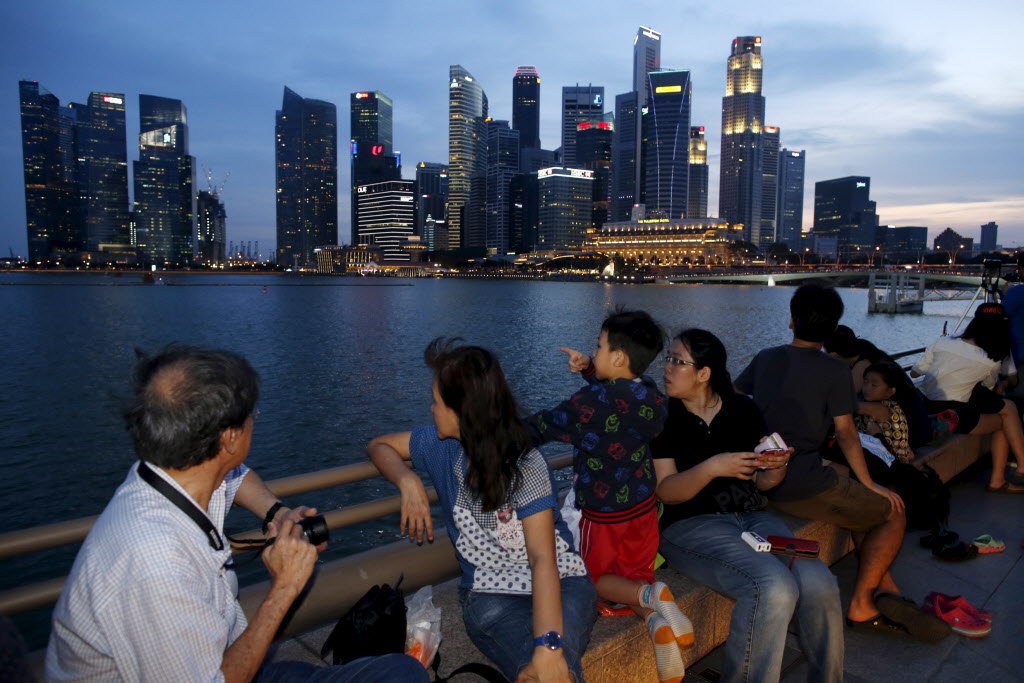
xmin=367 ymin=432 xmax=434 ymax=543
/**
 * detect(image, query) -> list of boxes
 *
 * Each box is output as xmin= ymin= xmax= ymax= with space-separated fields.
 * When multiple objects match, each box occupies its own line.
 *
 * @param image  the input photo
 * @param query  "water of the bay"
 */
xmin=0 ymin=272 xmax=978 ymax=647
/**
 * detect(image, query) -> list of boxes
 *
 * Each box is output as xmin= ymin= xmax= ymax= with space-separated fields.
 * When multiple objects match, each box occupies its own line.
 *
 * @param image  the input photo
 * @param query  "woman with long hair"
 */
xmin=367 ymin=338 xmax=596 ymax=682
xmin=912 ymin=306 xmax=1024 ymax=492
xmin=653 ymin=329 xmax=843 ymax=682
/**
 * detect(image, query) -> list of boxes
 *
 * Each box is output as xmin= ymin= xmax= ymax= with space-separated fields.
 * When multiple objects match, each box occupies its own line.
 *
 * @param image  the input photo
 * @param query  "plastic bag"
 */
xmin=559 ymin=483 xmax=582 ymax=552
xmin=405 ymin=585 xmax=442 ymax=668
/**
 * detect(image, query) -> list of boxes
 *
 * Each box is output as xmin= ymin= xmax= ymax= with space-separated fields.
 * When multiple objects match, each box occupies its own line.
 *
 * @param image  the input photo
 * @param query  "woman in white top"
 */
xmin=912 ymin=305 xmax=1024 ymax=493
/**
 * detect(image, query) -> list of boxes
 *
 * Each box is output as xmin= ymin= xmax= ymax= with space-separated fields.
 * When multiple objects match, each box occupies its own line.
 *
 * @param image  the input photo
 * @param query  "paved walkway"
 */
xmin=688 ymin=461 xmax=1024 ymax=682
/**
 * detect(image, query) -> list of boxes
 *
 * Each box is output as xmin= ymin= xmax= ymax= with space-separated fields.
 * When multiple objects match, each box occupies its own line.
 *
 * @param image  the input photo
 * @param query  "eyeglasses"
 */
xmin=664 ymin=355 xmax=697 ymax=368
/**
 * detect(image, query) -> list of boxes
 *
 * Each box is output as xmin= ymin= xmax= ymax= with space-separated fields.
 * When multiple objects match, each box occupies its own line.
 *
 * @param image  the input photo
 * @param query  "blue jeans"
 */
xmin=460 ymin=575 xmax=597 ymax=682
xmin=257 ymin=653 xmax=429 ymax=682
xmin=660 ymin=511 xmax=843 ymax=683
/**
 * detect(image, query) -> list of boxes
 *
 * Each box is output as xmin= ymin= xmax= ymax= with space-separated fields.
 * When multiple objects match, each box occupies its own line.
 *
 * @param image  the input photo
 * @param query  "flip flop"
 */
xmin=932 ymin=541 xmax=979 ymax=561
xmin=984 ymin=481 xmax=1024 ymax=494
xmin=972 ymin=534 xmax=1006 ymax=554
xmin=875 ymin=593 xmax=952 ymax=643
xmin=924 ymin=592 xmax=992 ymax=622
xmin=846 ymin=614 xmax=910 ymax=637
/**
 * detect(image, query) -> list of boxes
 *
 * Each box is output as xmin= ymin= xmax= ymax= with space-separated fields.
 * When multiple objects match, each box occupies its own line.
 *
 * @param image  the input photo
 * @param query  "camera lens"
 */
xmin=297 ymin=514 xmax=329 ymax=546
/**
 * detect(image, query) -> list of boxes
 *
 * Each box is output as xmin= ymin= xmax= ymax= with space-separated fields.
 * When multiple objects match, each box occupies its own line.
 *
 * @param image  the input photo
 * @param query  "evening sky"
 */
xmin=1 ymin=0 xmax=1021 ymax=258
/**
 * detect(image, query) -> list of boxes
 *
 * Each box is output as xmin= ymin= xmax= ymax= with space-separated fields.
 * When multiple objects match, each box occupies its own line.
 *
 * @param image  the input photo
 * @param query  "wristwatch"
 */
xmin=533 ymin=631 xmax=563 ymax=650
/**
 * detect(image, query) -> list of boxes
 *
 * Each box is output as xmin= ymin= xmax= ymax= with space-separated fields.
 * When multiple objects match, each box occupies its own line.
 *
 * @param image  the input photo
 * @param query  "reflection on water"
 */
xmin=0 ymin=273 xmax=978 ymax=646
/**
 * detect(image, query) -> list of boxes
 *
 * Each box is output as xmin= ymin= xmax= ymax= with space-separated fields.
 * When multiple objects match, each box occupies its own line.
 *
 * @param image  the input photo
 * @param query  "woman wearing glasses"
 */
xmin=652 ymin=329 xmax=844 ymax=683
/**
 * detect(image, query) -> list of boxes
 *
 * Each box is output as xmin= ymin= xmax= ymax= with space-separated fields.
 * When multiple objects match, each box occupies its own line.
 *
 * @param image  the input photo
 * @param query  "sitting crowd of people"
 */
xmin=45 ymin=282 xmax=1018 ymax=683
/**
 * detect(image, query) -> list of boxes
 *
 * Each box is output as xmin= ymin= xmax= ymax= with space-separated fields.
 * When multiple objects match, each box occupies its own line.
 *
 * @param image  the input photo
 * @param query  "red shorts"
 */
xmin=579 ymin=507 xmax=658 ymax=584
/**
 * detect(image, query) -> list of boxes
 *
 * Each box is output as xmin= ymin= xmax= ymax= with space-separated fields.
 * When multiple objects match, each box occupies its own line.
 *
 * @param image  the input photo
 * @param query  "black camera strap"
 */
xmin=137 ymin=461 xmax=225 ymax=552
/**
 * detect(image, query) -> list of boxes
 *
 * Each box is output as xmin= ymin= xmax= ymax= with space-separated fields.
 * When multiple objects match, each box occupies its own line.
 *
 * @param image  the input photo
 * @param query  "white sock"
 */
xmin=640 ymin=581 xmax=695 ymax=646
xmin=646 ymin=612 xmax=685 ymax=683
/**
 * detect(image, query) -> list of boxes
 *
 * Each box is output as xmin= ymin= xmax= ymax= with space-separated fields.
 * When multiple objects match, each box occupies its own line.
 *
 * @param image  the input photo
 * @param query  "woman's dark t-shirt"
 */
xmin=651 ymin=392 xmax=768 ymax=531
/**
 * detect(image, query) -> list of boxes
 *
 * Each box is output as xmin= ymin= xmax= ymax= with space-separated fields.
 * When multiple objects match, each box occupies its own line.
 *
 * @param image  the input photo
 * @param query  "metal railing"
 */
xmin=0 ymin=452 xmax=573 ymax=632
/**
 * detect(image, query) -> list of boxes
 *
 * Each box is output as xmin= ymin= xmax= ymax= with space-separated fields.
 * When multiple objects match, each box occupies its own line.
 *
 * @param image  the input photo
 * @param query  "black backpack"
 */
xmin=887 ymin=462 xmax=950 ymax=531
xmin=321 ymin=579 xmax=407 ymax=665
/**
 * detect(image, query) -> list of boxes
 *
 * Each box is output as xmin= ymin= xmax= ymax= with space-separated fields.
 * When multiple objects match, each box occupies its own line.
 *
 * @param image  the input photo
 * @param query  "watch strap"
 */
xmin=261 ymin=501 xmax=283 ymax=534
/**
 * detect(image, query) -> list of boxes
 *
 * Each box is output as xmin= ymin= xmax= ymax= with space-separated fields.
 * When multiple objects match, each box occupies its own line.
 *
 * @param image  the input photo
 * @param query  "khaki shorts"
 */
xmin=772 ymin=475 xmax=891 ymax=532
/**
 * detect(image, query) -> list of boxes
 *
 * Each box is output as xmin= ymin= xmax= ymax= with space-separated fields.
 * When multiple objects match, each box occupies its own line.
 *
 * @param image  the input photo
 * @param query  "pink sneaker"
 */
xmin=933 ymin=601 xmax=992 ymax=637
xmin=923 ymin=592 xmax=991 ymax=622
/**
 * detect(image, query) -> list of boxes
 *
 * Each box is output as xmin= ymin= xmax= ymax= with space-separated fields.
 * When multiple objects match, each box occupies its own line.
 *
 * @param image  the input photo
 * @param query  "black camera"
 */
xmin=298 ymin=514 xmax=330 ymax=546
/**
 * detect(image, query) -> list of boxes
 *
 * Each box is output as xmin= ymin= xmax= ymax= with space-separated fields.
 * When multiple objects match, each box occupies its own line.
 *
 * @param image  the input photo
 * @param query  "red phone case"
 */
xmin=766 ymin=535 xmax=820 ymax=559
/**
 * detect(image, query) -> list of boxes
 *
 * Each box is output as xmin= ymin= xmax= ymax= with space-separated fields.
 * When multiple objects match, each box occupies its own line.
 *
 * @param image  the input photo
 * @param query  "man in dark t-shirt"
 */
xmin=735 ymin=284 xmax=949 ymax=643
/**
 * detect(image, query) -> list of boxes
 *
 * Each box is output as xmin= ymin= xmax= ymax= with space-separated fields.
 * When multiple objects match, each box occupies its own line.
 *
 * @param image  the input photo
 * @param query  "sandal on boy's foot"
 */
xmin=919 ymin=530 xmax=958 ymax=550
xmin=845 ymin=614 xmax=910 ymax=637
xmin=924 ymin=593 xmax=992 ymax=622
xmin=932 ymin=603 xmax=992 ymax=638
xmin=971 ymin=534 xmax=1006 ymax=554
xmin=640 ymin=581 xmax=695 ymax=646
xmin=984 ymin=481 xmax=1024 ymax=494
xmin=876 ymin=593 xmax=952 ymax=643
xmin=932 ymin=541 xmax=979 ymax=561
xmin=645 ymin=613 xmax=685 ymax=683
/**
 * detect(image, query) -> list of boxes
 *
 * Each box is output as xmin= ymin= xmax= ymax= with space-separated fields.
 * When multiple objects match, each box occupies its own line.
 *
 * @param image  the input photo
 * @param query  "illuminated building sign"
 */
xmin=856 ymin=182 xmax=867 ymax=188
xmin=790 ymin=151 xmax=800 ymax=157
xmin=764 ymin=126 xmax=778 ymax=133
xmin=577 ymin=121 xmax=592 ymax=131
xmin=354 ymin=92 xmax=370 ymax=99
xmin=655 ymin=85 xmax=682 ymax=94
xmin=593 ymin=94 xmax=603 ymax=106
xmin=351 ymin=140 xmax=358 ymax=155
xmin=537 ymin=168 xmax=594 ymax=179
xmin=699 ymin=126 xmax=705 ymax=133
xmin=357 ymin=186 xmax=368 ymax=193
xmin=102 ymin=96 xmax=123 ymax=105
xmin=371 ymin=145 xmax=384 ymax=156
xmin=162 ymin=132 xmax=172 ymax=144
xmin=642 ymin=28 xmax=661 ymax=40
xmin=598 ymin=122 xmax=612 ymax=130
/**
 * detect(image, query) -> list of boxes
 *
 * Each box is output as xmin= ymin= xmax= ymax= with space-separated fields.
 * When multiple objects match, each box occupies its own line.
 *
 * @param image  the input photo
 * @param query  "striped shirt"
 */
xmin=46 ymin=461 xmax=249 ymax=682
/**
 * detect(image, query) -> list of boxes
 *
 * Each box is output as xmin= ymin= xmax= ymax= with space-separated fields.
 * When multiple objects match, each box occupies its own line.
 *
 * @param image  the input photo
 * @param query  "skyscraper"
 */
xmin=687 ymin=127 xmax=708 ymax=219
xmin=719 ymin=36 xmax=766 ymax=246
xmin=355 ymin=179 xmax=415 ymax=260
xmin=759 ymin=126 xmax=780 ymax=247
xmin=611 ymin=91 xmax=640 ymax=221
xmin=512 ymin=66 xmax=541 ymax=151
xmin=980 ymin=221 xmax=998 ymax=252
xmin=18 ymin=80 xmax=78 ymax=262
xmin=196 ymin=190 xmax=226 ymax=266
xmin=414 ymin=162 xmax=448 ymax=250
xmin=644 ymin=70 xmax=691 ymax=219
xmin=560 ymin=84 xmax=604 ymax=167
xmin=275 ymin=86 xmax=338 ymax=268
xmin=776 ymin=148 xmax=805 ymax=247
xmin=485 ymin=120 xmax=519 ymax=254
xmin=576 ymin=119 xmax=614 ymax=230
xmin=633 ymin=26 xmax=662 ymax=102
xmin=350 ymin=91 xmax=399 ymax=245
xmin=447 ymin=65 xmax=488 ymax=250
xmin=537 ymin=167 xmax=594 ymax=251
xmin=813 ymin=176 xmax=877 ymax=252
xmin=71 ymin=91 xmax=130 ymax=251
xmin=133 ymin=95 xmax=196 ymax=266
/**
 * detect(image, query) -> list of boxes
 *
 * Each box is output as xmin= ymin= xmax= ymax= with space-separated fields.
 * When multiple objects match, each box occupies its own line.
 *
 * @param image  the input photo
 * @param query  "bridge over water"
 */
xmin=661 ymin=269 xmax=985 ymax=288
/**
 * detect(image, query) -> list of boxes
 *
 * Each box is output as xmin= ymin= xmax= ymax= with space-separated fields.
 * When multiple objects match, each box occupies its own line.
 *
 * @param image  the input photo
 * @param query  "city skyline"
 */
xmin=2 ymin=0 xmax=1022 ymax=257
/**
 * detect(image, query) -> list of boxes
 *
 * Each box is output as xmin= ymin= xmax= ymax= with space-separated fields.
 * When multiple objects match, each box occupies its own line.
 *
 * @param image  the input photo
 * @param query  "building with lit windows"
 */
xmin=415 ymin=162 xmax=447 ymax=250
xmin=560 ymin=84 xmax=604 ymax=168
xmin=355 ymin=179 xmax=415 ymax=260
xmin=591 ymin=216 xmax=738 ymax=266
xmin=133 ymin=95 xmax=195 ymax=267
xmin=447 ymin=65 xmax=488 ymax=250
xmin=813 ymin=176 xmax=877 ymax=252
xmin=759 ymin=125 xmax=780 ymax=248
xmin=776 ymin=148 xmax=805 ymax=247
xmin=18 ymin=80 xmax=80 ymax=262
xmin=644 ymin=70 xmax=691 ymax=220
xmin=688 ymin=127 xmax=708 ymax=219
xmin=536 ymin=167 xmax=594 ymax=251
xmin=577 ymin=120 xmax=613 ymax=231
xmin=71 ymin=91 xmax=131 ymax=252
xmin=275 ymin=86 xmax=337 ymax=268
xmin=633 ymin=26 xmax=662 ymax=104
xmin=719 ymin=36 xmax=765 ymax=246
xmin=195 ymin=190 xmax=226 ymax=266
xmin=485 ymin=120 xmax=519 ymax=254
xmin=611 ymin=91 xmax=640 ymax=222
xmin=883 ymin=226 xmax=927 ymax=263
xmin=350 ymin=91 xmax=399 ymax=244
xmin=512 ymin=66 xmax=541 ymax=152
